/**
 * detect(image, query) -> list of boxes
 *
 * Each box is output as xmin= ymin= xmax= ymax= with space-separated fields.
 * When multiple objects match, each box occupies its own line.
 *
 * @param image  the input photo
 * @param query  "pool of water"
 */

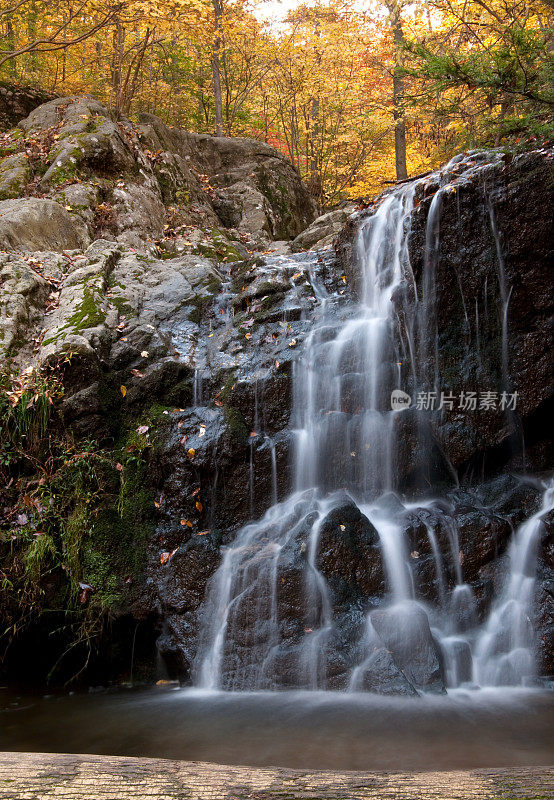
xmin=1 ymin=687 xmax=553 ymax=771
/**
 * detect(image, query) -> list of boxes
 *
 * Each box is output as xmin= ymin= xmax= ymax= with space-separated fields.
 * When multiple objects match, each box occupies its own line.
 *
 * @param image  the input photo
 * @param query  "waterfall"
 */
xmin=475 ymin=483 xmax=554 ymax=686
xmin=192 ymin=159 xmax=549 ymax=694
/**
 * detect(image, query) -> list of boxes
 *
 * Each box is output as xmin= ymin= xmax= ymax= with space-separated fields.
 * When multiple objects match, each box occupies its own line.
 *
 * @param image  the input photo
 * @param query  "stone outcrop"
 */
xmin=0 ymin=198 xmax=88 ymax=252
xmin=0 ymin=83 xmax=54 ymax=131
xmin=292 ymin=206 xmax=356 ymax=252
xmin=336 ymin=150 xmax=554 ymax=485
xmin=0 ymin=95 xmax=316 ymax=257
xmin=0 ymin=121 xmax=552 ymax=691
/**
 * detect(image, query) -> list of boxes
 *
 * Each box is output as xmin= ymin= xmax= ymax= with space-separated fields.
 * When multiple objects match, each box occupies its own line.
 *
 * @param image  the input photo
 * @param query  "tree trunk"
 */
xmin=307 ymin=18 xmax=323 ymax=204
xmin=212 ymin=0 xmax=224 ymax=137
xmin=111 ymin=18 xmax=125 ymax=118
xmin=387 ymin=1 xmax=408 ymax=181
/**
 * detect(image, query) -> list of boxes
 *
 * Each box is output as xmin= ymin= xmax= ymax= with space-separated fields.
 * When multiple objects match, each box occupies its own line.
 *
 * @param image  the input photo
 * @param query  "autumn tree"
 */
xmin=384 ymin=0 xmax=408 ymax=179
xmin=0 ymin=0 xmax=122 ymax=73
xmin=404 ymin=0 xmax=554 ymax=146
xmin=211 ymin=0 xmax=224 ymax=135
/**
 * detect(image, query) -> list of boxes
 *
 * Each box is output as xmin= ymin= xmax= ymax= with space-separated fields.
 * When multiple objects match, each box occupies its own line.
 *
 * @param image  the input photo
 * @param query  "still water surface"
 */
xmin=1 ymin=687 xmax=553 ymax=771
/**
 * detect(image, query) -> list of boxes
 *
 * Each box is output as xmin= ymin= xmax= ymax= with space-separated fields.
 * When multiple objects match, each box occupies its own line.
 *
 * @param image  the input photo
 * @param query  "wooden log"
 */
xmin=0 ymin=752 xmax=553 ymax=799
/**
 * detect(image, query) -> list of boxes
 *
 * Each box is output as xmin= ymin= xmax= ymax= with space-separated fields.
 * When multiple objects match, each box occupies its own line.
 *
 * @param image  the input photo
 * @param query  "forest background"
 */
xmin=1 ymin=0 xmax=553 ymax=204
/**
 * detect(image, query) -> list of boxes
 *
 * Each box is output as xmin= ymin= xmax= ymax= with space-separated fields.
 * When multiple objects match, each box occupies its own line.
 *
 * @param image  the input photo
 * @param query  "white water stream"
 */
xmin=193 ymin=157 xmax=552 ymax=693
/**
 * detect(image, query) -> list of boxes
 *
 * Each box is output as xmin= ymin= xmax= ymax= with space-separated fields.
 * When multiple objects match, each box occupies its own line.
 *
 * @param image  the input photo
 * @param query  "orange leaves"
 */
xmin=195 ymin=500 xmax=203 ymax=513
xmin=160 ymin=548 xmax=178 ymax=565
xmin=120 ymin=385 xmax=127 ymax=397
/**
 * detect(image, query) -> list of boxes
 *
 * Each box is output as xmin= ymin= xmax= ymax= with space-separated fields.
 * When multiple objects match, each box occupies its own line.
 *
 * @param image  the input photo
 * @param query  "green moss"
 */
xmin=187 ymin=277 xmax=221 ymax=323
xmin=44 ymin=282 xmax=106 ymax=344
xmin=218 ymin=371 xmax=237 ymax=404
xmin=46 ymin=150 xmax=82 ymax=186
xmin=224 ymin=406 xmax=248 ymax=445
xmin=24 ymin=533 xmax=57 ymax=582
xmin=66 ymin=282 xmax=105 ymax=330
xmin=192 ymin=229 xmax=243 ymax=264
xmin=206 ymin=275 xmax=222 ymax=294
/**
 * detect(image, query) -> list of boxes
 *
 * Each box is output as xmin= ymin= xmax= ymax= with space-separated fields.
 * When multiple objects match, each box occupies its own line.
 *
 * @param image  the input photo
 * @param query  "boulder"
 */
xmin=355 ymin=646 xmax=419 ymax=696
xmin=0 ymin=83 xmax=54 ymax=130
xmin=292 ymin=206 xmax=355 ymax=252
xmin=370 ymin=602 xmax=446 ymax=693
xmin=0 ymin=255 xmax=50 ymax=357
xmin=0 ymin=198 xmax=88 ymax=252
xmin=182 ymin=132 xmax=317 ymax=239
xmin=316 ymin=500 xmax=384 ymax=601
xmin=0 ymin=153 xmax=31 ymax=199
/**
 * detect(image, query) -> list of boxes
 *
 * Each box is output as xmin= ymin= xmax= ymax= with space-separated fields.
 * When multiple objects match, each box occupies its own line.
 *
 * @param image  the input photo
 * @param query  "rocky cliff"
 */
xmin=0 ymin=98 xmax=552 ymax=689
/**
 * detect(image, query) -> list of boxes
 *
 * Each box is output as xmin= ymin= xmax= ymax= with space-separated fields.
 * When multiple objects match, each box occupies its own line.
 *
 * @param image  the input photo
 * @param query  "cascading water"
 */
xmin=193 ymin=156 xmax=551 ymax=694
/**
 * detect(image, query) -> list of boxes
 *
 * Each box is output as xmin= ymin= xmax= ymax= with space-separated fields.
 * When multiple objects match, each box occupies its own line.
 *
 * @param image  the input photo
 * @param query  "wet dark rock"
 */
xmin=370 ymin=603 xmax=446 ymax=693
xmin=317 ymin=502 xmax=384 ymax=600
xmin=453 ymin=508 xmax=512 ymax=583
xmin=374 ymin=492 xmax=406 ymax=517
xmin=1 ymin=122 xmax=552 ymax=693
xmin=535 ymin=579 xmax=554 ymax=677
xmin=336 ymin=150 xmax=554 ymax=483
xmin=357 ymin=647 xmax=419 ymax=696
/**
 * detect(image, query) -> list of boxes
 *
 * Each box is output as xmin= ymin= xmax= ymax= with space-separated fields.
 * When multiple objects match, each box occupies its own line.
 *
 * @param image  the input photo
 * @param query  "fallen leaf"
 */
xmin=78 ymin=582 xmax=94 ymax=604
xmin=196 ymin=500 xmax=203 ymax=512
xmin=180 ymin=519 xmax=193 ymax=527
xmin=197 ymin=530 xmax=210 ymax=536
xmin=116 ymin=462 xmax=123 ymax=471
xmin=187 ymin=448 xmax=195 ymax=459
xmin=120 ymin=385 xmax=127 ymax=397
xmin=160 ymin=551 xmax=170 ymax=565
xmin=140 ymin=350 xmax=149 ymax=358
xmin=198 ymin=425 xmax=206 ymax=437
